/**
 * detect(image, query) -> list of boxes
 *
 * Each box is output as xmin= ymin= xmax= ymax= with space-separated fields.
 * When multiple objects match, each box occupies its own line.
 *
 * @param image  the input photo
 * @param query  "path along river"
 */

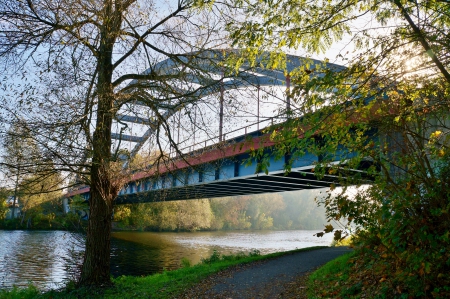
xmin=0 ymin=229 xmax=333 ymax=290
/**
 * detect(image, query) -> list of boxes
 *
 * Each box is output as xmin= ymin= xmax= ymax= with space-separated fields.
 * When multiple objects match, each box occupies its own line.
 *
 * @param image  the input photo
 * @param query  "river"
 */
xmin=0 ymin=229 xmax=333 ymax=290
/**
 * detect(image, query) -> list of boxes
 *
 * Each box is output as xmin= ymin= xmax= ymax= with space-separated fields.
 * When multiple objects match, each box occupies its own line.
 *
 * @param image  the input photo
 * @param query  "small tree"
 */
xmin=0 ymin=188 xmax=9 ymax=220
xmin=1 ymin=120 xmax=41 ymax=219
xmin=18 ymin=169 xmax=62 ymax=227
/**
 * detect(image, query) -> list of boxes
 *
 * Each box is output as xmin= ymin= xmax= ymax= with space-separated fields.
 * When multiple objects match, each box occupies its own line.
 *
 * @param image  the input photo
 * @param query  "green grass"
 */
xmin=0 ymin=246 xmax=327 ymax=299
xmin=307 ymin=251 xmax=355 ymax=299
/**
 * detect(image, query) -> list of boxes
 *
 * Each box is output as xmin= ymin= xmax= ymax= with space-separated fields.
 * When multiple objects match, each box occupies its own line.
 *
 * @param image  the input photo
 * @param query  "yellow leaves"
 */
xmin=430 ymin=130 xmax=442 ymax=139
xmin=270 ymin=130 xmax=277 ymax=140
xmin=428 ymin=130 xmax=444 ymax=147
xmin=388 ymin=90 xmax=399 ymax=98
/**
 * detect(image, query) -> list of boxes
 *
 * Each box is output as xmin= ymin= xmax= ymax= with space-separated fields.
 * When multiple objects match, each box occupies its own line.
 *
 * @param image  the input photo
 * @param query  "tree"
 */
xmin=1 ymin=119 xmax=64 ymax=226
xmin=0 ymin=0 xmax=242 ymax=286
xmin=210 ymin=196 xmax=252 ymax=229
xmin=246 ymin=193 xmax=284 ymax=229
xmin=231 ymin=0 xmax=450 ymax=296
xmin=17 ymin=168 xmax=62 ymax=227
xmin=0 ymin=187 xmax=9 ymax=220
xmin=115 ymin=199 xmax=213 ymax=231
xmin=1 ymin=120 xmax=41 ymax=219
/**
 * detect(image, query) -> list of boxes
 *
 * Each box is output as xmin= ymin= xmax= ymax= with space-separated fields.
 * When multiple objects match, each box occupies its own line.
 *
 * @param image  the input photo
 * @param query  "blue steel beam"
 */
xmin=111 ymin=133 xmax=145 ymax=143
xmin=116 ymin=114 xmax=151 ymax=125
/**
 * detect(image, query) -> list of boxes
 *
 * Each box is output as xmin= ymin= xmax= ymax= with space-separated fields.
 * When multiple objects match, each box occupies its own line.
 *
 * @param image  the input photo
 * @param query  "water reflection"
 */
xmin=110 ymin=230 xmax=334 ymax=275
xmin=0 ymin=230 xmax=82 ymax=290
xmin=0 ymin=230 xmax=333 ymax=290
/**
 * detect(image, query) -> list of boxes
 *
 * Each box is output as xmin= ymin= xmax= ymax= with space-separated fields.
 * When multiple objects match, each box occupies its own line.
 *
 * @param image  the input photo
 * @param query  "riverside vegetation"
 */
xmin=0 ymin=189 xmax=328 ymax=232
xmin=112 ymin=190 xmax=328 ymax=231
xmin=0 ymin=246 xmax=328 ymax=299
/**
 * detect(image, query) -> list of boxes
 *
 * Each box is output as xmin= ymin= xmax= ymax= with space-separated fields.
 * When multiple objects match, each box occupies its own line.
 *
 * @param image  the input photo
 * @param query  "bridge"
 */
xmin=65 ymin=51 xmax=372 ymax=205
xmin=66 ymin=123 xmax=370 ymax=204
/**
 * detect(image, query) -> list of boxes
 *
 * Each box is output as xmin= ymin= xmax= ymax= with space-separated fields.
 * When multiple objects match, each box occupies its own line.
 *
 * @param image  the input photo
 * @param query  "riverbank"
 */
xmin=0 ymin=213 xmax=83 ymax=231
xmin=0 ymin=246 xmax=350 ymax=299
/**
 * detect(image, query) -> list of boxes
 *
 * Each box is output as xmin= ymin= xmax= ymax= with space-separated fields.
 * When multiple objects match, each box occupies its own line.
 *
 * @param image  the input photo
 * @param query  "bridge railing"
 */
xmin=168 ymin=116 xmax=287 ymax=158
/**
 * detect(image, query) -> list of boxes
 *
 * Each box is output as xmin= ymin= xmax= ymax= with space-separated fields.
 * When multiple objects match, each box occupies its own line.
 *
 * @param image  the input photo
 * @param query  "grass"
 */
xmin=0 ymin=246 xmax=327 ymax=299
xmin=306 ymin=251 xmax=355 ymax=299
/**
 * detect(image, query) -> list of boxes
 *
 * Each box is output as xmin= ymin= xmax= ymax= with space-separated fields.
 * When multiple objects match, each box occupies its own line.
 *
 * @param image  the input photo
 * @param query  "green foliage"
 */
xmin=230 ymin=0 xmax=450 ymax=297
xmin=0 ymin=285 xmax=41 ymax=299
xmin=0 ymin=197 xmax=83 ymax=231
xmin=201 ymin=249 xmax=222 ymax=264
xmin=0 ymin=196 xmax=8 ymax=220
xmin=180 ymin=257 xmax=192 ymax=268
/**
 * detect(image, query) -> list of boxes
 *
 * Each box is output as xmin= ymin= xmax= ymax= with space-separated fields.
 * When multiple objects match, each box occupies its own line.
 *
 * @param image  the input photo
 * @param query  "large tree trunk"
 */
xmin=78 ymin=174 xmax=115 ymax=286
xmin=78 ymin=9 xmax=119 ymax=283
xmin=78 ymin=87 xmax=116 ymax=285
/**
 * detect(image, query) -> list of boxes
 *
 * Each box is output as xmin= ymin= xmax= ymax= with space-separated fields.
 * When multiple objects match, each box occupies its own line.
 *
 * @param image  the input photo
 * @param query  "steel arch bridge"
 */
xmin=66 ymin=51 xmax=355 ymax=204
xmin=112 ymin=50 xmax=346 ymax=159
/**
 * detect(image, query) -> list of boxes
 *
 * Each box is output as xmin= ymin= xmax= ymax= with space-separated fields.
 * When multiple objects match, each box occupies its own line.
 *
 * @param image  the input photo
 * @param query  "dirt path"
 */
xmin=177 ymin=247 xmax=352 ymax=299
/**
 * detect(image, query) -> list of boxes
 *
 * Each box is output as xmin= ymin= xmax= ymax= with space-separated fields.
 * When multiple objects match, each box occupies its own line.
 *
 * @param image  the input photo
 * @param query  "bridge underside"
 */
xmin=66 ymin=126 xmax=375 ymax=205
xmin=115 ymin=166 xmax=364 ymax=204
xmin=66 ymin=143 xmax=374 ymax=205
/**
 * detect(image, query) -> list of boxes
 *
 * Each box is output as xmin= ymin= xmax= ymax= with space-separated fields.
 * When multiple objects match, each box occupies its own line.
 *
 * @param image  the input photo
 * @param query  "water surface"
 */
xmin=0 ymin=229 xmax=333 ymax=290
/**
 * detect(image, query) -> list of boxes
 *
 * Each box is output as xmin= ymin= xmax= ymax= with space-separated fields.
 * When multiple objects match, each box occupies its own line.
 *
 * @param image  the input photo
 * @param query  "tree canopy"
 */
xmin=230 ymin=0 xmax=450 ymax=297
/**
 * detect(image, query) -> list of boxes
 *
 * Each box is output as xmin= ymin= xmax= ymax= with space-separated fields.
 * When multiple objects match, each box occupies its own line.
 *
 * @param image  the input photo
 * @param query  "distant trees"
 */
xmin=17 ymin=170 xmax=62 ymax=227
xmin=114 ymin=191 xmax=328 ymax=231
xmin=0 ymin=188 xmax=9 ymax=220
xmin=1 ymin=121 xmax=41 ymax=219
xmin=115 ymin=199 xmax=213 ymax=231
xmin=1 ymin=120 xmax=63 ymax=226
